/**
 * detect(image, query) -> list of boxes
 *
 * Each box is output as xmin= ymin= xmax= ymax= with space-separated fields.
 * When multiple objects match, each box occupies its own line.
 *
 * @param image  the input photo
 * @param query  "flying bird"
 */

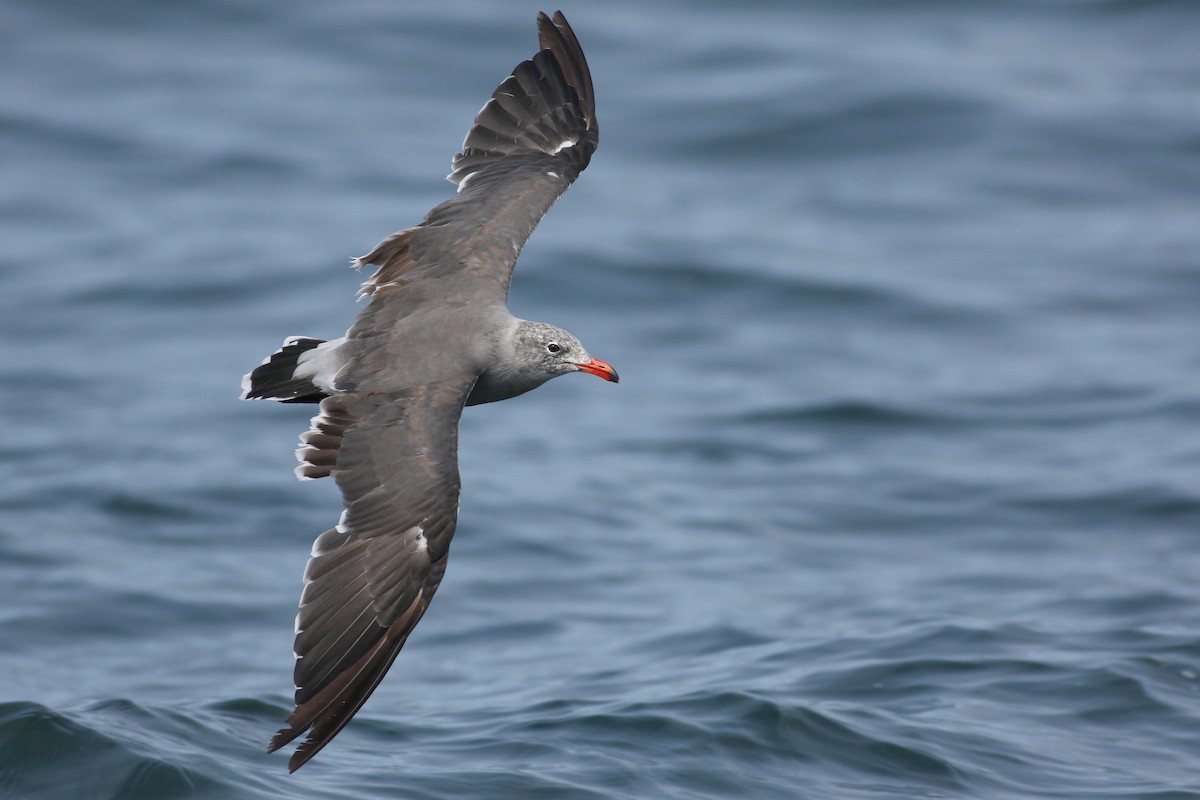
xmin=240 ymin=11 xmax=615 ymax=772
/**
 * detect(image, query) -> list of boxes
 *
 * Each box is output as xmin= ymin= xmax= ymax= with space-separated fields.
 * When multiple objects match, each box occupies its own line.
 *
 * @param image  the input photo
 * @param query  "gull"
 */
xmin=240 ymin=11 xmax=615 ymax=771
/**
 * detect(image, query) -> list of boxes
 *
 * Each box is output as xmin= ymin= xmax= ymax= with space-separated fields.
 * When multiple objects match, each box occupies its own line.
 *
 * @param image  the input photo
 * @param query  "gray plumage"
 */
xmin=240 ymin=11 xmax=616 ymax=772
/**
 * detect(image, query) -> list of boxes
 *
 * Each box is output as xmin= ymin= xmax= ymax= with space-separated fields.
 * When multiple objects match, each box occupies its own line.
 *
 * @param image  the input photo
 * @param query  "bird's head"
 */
xmin=514 ymin=320 xmax=619 ymax=384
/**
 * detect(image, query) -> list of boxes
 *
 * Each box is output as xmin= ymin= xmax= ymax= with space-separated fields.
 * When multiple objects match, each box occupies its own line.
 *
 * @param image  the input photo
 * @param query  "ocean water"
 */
xmin=2 ymin=1 xmax=1199 ymax=798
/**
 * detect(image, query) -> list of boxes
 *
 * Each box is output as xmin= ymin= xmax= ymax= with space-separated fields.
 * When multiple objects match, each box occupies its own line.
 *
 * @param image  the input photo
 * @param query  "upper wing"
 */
xmin=349 ymin=11 xmax=598 ymax=335
xmin=269 ymin=376 xmax=475 ymax=772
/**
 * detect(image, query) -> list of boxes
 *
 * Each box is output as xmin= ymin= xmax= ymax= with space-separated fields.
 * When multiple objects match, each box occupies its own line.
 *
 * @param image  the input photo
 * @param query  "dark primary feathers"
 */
xmin=350 ymin=10 xmax=598 ymax=331
xmin=446 ymin=11 xmax=596 ymax=186
xmin=268 ymin=380 xmax=471 ymax=770
xmin=260 ymin=11 xmax=600 ymax=772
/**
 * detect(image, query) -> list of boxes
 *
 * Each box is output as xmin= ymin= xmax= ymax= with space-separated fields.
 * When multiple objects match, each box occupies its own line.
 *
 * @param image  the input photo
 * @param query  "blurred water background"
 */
xmin=2 ymin=1 xmax=1199 ymax=798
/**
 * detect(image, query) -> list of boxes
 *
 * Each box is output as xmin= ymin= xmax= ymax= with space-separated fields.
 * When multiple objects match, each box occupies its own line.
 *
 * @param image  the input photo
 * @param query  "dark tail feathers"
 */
xmin=241 ymin=336 xmax=330 ymax=404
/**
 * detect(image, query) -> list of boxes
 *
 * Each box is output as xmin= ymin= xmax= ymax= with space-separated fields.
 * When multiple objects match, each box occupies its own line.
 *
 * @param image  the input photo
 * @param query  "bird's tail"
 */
xmin=241 ymin=336 xmax=330 ymax=404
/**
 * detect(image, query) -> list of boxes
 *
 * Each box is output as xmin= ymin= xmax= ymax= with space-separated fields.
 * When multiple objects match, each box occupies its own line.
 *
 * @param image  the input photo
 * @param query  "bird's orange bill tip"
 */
xmin=576 ymin=358 xmax=619 ymax=383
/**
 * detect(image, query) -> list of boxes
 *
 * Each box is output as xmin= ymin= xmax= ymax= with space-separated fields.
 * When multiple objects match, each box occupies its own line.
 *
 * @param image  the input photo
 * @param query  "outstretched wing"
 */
xmin=269 ymin=377 xmax=475 ymax=772
xmin=350 ymin=11 xmax=598 ymax=335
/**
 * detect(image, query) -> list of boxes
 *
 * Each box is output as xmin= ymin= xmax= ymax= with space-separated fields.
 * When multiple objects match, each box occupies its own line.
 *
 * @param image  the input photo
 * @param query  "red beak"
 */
xmin=575 ymin=357 xmax=619 ymax=383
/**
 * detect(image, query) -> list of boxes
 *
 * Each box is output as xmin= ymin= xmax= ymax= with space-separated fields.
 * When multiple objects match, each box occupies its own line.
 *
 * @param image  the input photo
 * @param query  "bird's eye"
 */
xmin=546 ymin=342 xmax=562 ymax=354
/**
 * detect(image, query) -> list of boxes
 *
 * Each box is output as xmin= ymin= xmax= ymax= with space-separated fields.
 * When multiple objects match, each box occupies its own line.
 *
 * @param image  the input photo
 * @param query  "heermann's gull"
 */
xmin=240 ymin=11 xmax=615 ymax=772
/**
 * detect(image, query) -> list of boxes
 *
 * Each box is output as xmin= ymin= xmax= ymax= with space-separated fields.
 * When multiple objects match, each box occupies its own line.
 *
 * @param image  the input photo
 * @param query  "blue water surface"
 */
xmin=2 ymin=1 xmax=1199 ymax=798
